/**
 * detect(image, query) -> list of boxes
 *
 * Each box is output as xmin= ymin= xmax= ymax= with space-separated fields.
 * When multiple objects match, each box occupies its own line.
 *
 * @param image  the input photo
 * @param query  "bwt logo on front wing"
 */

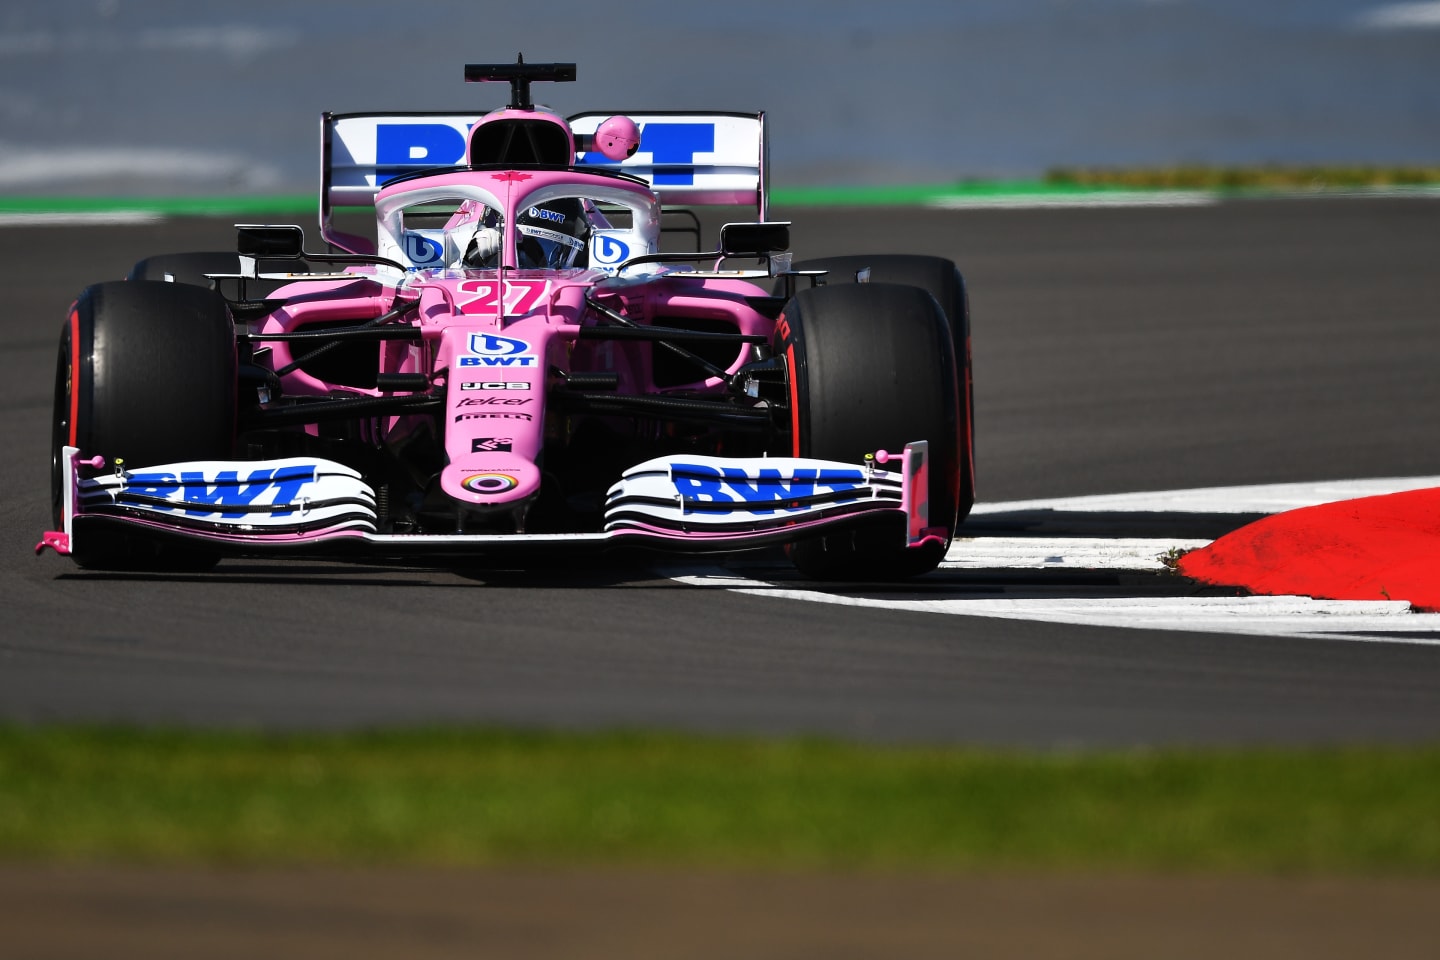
xmin=121 ymin=467 xmax=318 ymax=518
xmin=670 ymin=464 xmax=867 ymax=515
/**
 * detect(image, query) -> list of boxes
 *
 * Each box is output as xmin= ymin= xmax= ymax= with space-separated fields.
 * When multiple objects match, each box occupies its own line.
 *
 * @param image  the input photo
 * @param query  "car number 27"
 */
xmin=456 ymin=279 xmax=551 ymax=316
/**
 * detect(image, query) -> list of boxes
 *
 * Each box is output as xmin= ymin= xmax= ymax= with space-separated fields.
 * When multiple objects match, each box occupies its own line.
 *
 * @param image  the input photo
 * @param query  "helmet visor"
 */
xmin=518 ymin=224 xmax=587 ymax=269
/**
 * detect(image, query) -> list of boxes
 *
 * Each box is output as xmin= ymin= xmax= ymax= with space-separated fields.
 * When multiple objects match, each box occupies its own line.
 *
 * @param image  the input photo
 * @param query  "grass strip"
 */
xmin=1 ymin=726 xmax=1437 ymax=872
xmin=1046 ymin=164 xmax=1440 ymax=190
xmin=0 ymin=195 xmax=315 ymax=216
xmin=4 ymin=166 xmax=1440 ymax=216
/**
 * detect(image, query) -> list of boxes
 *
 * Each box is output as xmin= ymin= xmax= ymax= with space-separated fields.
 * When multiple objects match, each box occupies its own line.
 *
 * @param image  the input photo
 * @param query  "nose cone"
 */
xmin=442 ymin=453 xmax=542 ymax=505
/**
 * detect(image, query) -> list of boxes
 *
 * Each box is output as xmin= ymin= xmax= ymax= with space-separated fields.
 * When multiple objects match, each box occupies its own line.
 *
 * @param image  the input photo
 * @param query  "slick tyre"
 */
xmin=53 ymin=281 xmax=238 ymax=569
xmin=776 ymin=282 xmax=961 ymax=580
xmin=787 ymin=254 xmax=975 ymax=520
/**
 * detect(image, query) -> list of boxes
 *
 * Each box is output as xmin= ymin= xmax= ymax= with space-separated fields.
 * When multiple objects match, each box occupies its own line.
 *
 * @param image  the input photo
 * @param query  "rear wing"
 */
xmin=567 ymin=112 xmax=767 ymax=216
xmin=320 ymin=110 xmax=767 ymax=251
xmin=322 ymin=111 xmax=479 ymax=252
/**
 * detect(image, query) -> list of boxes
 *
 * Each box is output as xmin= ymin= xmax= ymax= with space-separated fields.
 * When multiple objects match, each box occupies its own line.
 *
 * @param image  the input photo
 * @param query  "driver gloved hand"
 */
xmin=462 ymin=227 xmax=501 ymax=267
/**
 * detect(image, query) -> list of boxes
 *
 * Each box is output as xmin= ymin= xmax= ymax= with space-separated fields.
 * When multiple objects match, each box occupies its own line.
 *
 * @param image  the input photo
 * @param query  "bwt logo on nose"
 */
xmin=460 ymin=334 xmax=536 ymax=368
xmin=375 ymin=122 xmax=717 ymax=186
xmin=468 ymin=334 xmax=528 ymax=356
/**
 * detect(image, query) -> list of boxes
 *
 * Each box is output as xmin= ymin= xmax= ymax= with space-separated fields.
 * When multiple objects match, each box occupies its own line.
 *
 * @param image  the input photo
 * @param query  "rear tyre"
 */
xmin=53 ymin=281 xmax=238 ymax=569
xmin=776 ymin=282 xmax=961 ymax=580
xmin=787 ymin=254 xmax=975 ymax=520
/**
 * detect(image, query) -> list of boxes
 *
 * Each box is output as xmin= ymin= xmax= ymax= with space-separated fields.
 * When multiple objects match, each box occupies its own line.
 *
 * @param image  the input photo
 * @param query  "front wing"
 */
xmin=38 ymin=443 xmax=943 ymax=564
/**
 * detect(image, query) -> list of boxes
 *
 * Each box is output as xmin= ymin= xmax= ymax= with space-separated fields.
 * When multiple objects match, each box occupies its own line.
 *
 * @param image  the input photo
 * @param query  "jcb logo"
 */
xmin=461 ymin=381 xmax=530 ymax=391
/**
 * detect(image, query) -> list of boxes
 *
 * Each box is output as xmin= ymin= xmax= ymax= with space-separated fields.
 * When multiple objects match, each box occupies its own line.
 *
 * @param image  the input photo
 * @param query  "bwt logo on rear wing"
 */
xmin=568 ymin=111 xmax=765 ymax=212
xmin=321 ymin=110 xmax=766 ymax=212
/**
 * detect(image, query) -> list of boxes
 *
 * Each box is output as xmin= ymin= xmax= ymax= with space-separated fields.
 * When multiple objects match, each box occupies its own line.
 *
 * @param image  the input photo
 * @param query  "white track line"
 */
xmin=942 ymin=537 xmax=1208 ymax=571
xmin=972 ymin=476 xmax=1440 ymax=515
xmin=670 ymin=572 xmax=1440 ymax=644
xmin=669 ymin=477 xmax=1440 ymax=645
xmin=928 ymin=191 xmax=1216 ymax=210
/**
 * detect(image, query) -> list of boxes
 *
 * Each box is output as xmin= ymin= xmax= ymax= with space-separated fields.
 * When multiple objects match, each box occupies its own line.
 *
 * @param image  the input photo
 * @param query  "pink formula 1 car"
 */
xmin=41 ymin=59 xmax=973 ymax=579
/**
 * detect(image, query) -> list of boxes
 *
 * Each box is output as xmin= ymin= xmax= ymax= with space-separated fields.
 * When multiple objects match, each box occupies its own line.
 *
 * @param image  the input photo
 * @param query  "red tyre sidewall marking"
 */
xmin=776 ymin=312 xmax=802 ymax=458
xmin=67 ymin=307 xmax=80 ymax=448
xmin=786 ymin=343 xmax=800 ymax=457
xmin=961 ymin=333 xmax=974 ymax=498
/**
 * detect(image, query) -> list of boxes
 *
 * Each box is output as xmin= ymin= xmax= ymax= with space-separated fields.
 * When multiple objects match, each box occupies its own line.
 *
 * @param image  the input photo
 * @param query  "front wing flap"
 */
xmin=38 ymin=443 xmax=936 ymax=563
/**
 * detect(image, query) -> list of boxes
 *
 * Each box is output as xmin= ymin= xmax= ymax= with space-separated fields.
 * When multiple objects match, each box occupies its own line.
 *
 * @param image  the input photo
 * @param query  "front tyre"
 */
xmin=787 ymin=254 xmax=975 ymax=521
xmin=53 ymin=281 xmax=238 ymax=569
xmin=776 ymin=282 xmax=961 ymax=580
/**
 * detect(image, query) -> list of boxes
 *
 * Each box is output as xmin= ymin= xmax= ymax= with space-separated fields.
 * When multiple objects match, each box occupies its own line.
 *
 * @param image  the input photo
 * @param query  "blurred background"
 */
xmin=1 ymin=0 xmax=1437 ymax=196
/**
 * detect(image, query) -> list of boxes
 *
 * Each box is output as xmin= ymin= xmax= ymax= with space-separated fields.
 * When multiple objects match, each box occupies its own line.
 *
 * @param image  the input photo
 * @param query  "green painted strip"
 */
xmin=770 ymin=180 xmax=1139 ymax=206
xmin=2 ymin=179 xmax=1437 ymax=217
xmin=0 ymin=195 xmax=315 ymax=216
xmin=0 ymin=183 xmax=1198 ymax=216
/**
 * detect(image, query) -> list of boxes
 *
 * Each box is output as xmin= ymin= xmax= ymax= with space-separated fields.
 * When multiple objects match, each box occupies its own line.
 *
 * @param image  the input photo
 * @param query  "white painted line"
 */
xmin=666 ymin=476 xmax=1440 ymax=645
xmin=927 ymin=191 xmax=1216 ymax=210
xmin=671 ymin=573 xmax=1440 ymax=646
xmin=971 ymin=477 xmax=1440 ymax=516
xmin=943 ymin=537 xmax=1209 ymax=570
xmin=0 ymin=212 xmax=164 ymax=227
xmin=926 ymin=187 xmax=1440 ymax=211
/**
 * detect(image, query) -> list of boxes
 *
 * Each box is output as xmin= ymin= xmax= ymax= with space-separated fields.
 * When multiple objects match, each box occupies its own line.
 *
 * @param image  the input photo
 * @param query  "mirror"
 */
xmin=720 ymin=221 xmax=791 ymax=257
xmin=236 ymin=224 xmax=305 ymax=258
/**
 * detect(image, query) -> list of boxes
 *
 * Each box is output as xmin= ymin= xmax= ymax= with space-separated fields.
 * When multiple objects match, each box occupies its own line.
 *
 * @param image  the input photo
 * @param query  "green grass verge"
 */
xmin=0 ymin=195 xmax=315 ymax=216
xmin=2 ymin=166 xmax=1438 ymax=216
xmin=2 ymin=726 xmax=1438 ymax=872
xmin=1046 ymin=164 xmax=1440 ymax=190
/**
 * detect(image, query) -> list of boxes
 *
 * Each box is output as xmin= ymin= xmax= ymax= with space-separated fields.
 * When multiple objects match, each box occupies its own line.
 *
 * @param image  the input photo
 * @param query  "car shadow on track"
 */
xmin=53 ymin=559 xmax=672 ymax=590
xmin=49 ymin=508 xmax=1264 ymax=596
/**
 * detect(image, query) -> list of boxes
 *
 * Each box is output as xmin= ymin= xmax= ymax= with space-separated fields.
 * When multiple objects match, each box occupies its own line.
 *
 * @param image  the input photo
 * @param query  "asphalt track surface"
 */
xmin=4 ymin=199 xmax=1439 ymax=745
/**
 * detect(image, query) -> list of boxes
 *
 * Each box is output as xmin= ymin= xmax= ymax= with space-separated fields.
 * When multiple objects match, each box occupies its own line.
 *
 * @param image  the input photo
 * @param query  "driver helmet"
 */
xmin=516 ymin=199 xmax=589 ymax=269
